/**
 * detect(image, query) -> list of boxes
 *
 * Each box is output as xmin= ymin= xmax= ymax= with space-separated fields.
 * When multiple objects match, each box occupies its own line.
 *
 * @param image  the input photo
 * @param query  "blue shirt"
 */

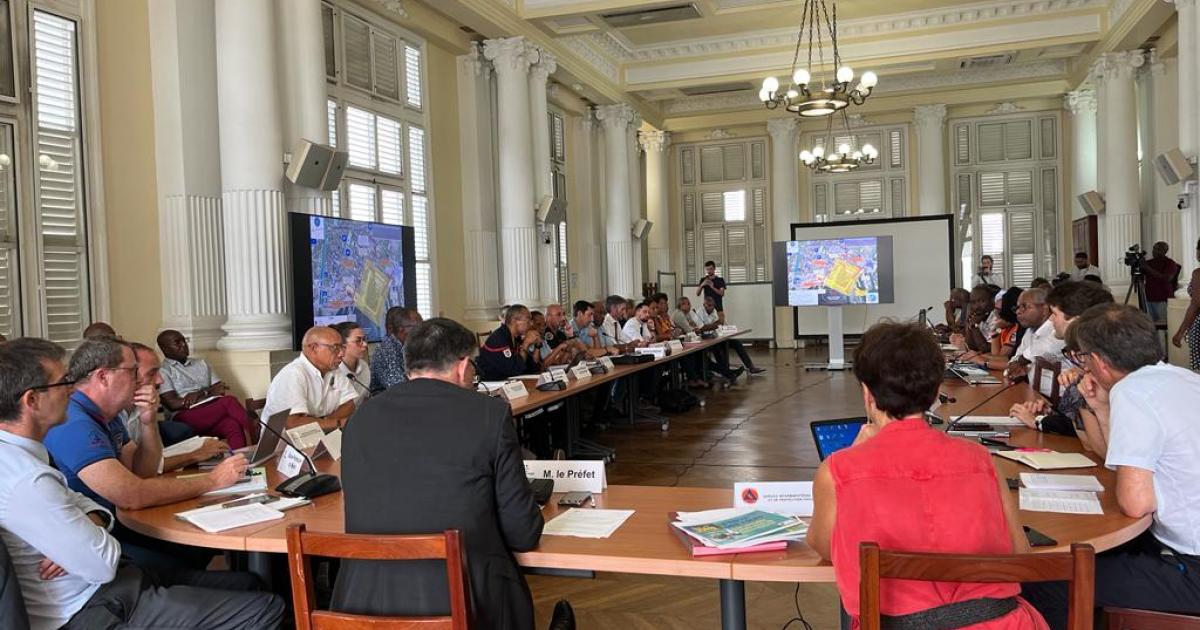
xmin=369 ymin=334 xmax=407 ymax=392
xmin=44 ymin=392 xmax=128 ymax=512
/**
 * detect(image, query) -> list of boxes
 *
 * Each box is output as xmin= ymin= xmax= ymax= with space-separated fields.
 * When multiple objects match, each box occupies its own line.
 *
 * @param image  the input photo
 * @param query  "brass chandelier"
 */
xmin=799 ymin=109 xmax=877 ymax=173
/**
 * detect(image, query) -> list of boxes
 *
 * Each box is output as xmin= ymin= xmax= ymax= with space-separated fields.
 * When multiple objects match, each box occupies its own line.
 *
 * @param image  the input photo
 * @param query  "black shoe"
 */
xmin=748 ymin=366 xmax=766 ymax=375
xmin=549 ymin=600 xmax=576 ymax=630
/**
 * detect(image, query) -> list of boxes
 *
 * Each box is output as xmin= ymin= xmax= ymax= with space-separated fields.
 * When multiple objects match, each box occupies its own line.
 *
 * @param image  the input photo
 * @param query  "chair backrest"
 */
xmin=0 ymin=540 xmax=31 ymax=630
xmin=244 ymin=397 xmax=265 ymax=442
xmin=859 ymin=542 xmax=1094 ymax=630
xmin=1105 ymin=607 xmax=1200 ymax=630
xmin=286 ymin=523 xmax=472 ymax=630
xmin=1031 ymin=357 xmax=1062 ymax=404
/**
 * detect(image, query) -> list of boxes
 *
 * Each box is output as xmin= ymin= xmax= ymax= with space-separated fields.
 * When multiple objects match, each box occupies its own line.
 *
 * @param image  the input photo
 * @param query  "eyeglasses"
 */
xmin=347 ymin=336 xmax=367 ymax=346
xmin=19 ymin=375 xmax=77 ymax=398
xmin=310 ymin=342 xmax=346 ymax=353
xmin=1064 ymin=349 xmax=1092 ymax=372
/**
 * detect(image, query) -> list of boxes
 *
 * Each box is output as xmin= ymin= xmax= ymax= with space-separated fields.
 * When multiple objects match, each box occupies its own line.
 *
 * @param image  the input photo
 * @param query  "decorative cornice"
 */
xmin=1091 ymin=49 xmax=1148 ymax=81
xmin=766 ymin=117 xmax=799 ymax=138
xmin=377 ymin=0 xmax=408 ymax=19
xmin=595 ymin=103 xmax=636 ymax=130
xmin=557 ymin=35 xmax=620 ymax=83
xmin=639 ymin=130 xmax=670 ymax=153
xmin=913 ymin=104 xmax=948 ymax=127
xmin=707 ymin=128 xmax=737 ymax=140
xmin=463 ymin=43 xmax=490 ymax=77
xmin=1064 ymin=88 xmax=1097 ymax=114
xmin=482 ymin=37 xmax=537 ymax=77
xmin=986 ymin=101 xmax=1024 ymax=114
xmin=530 ymin=48 xmax=558 ymax=83
xmin=1109 ymin=0 xmax=1137 ymax=23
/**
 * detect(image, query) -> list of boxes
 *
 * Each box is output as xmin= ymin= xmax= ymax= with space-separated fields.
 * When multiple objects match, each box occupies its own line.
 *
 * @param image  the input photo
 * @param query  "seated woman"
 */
xmin=807 ymin=321 xmax=1047 ymax=630
xmin=331 ymin=321 xmax=371 ymax=406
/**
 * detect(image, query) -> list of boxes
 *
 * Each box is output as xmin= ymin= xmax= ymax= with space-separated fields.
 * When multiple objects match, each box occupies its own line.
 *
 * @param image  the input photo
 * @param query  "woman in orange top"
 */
xmin=807 ymin=321 xmax=1047 ymax=630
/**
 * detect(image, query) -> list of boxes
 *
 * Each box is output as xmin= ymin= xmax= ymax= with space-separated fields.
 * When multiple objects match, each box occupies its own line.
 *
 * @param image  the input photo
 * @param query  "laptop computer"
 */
xmin=247 ymin=410 xmax=291 ymax=466
xmin=809 ymin=417 xmax=868 ymax=461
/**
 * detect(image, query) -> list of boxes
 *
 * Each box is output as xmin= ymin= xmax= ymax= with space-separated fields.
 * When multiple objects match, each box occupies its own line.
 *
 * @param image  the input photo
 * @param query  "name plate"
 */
xmin=598 ymin=356 xmax=615 ymax=371
xmin=717 ymin=325 xmax=739 ymax=336
xmin=277 ymin=445 xmax=307 ymax=477
xmin=285 ymin=422 xmax=325 ymax=451
xmin=500 ymin=380 xmax=528 ymax=400
xmin=313 ymin=428 xmax=342 ymax=461
xmin=733 ymin=481 xmax=814 ymax=516
xmin=523 ymin=460 xmax=607 ymax=493
xmin=570 ymin=364 xmax=593 ymax=380
xmin=549 ymin=368 xmax=569 ymax=383
xmin=668 ymin=340 xmax=684 ymax=354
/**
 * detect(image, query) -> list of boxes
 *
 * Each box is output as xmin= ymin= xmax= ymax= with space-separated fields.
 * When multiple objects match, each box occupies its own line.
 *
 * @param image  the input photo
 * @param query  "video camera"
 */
xmin=1123 ymin=244 xmax=1145 ymax=274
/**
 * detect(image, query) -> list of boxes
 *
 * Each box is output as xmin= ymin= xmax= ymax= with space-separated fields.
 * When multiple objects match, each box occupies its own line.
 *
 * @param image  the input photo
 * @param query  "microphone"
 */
xmin=938 ymin=392 xmax=957 ymax=404
xmin=256 ymin=417 xmax=341 ymax=499
xmin=945 ymin=381 xmax=1021 ymax=434
xmin=345 ymin=372 xmax=374 ymax=398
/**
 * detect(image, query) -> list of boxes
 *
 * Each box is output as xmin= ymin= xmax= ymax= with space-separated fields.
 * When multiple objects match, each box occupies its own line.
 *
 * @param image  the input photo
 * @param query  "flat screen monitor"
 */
xmin=289 ymin=213 xmax=417 ymax=350
xmin=779 ymin=236 xmax=895 ymax=307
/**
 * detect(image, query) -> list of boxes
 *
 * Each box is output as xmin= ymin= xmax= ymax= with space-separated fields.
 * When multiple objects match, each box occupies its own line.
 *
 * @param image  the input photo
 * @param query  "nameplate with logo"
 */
xmin=549 ymin=367 xmax=569 ymax=383
xmin=285 ymin=422 xmax=325 ymax=451
xmin=668 ymin=340 xmax=685 ymax=354
xmin=570 ymin=364 xmax=593 ymax=380
xmin=500 ymin=380 xmax=529 ymax=400
xmin=524 ymin=460 xmax=607 ymax=493
xmin=733 ymin=481 xmax=813 ymax=516
xmin=598 ymin=356 xmax=615 ymax=371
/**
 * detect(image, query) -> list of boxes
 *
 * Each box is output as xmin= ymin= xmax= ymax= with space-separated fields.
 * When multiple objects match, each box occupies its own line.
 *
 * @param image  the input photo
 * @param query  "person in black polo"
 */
xmin=696 ymin=260 xmax=727 ymax=313
xmin=477 ymin=304 xmax=541 ymax=381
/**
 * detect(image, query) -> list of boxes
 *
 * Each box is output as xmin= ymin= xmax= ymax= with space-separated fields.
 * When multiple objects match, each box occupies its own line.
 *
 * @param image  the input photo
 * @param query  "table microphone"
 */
xmin=256 ymin=417 xmax=341 ymax=499
xmin=938 ymin=392 xmax=957 ymax=404
xmin=945 ymin=381 xmax=1021 ymax=434
xmin=345 ymin=372 xmax=373 ymax=398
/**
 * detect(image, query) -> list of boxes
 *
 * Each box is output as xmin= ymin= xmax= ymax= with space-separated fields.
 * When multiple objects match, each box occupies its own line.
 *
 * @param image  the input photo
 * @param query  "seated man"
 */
xmin=649 ymin=293 xmax=681 ymax=342
xmin=477 ymin=304 xmax=541 ymax=381
xmin=42 ymin=338 xmax=251 ymax=572
xmin=689 ymin=296 xmax=744 ymax=384
xmin=671 ymin=296 xmax=699 ymax=335
xmin=807 ymin=322 xmax=1043 ymax=629
xmin=0 ymin=338 xmax=284 ymax=630
xmin=124 ymin=343 xmax=226 ymax=472
xmin=598 ymin=295 xmax=640 ymax=350
xmin=941 ymin=287 xmax=971 ymax=334
xmin=1023 ymin=304 xmax=1200 ymax=626
xmin=1002 ymin=288 xmax=1065 ymax=392
xmin=567 ymin=300 xmax=613 ymax=351
xmin=369 ymin=306 xmax=423 ymax=392
xmin=951 ymin=285 xmax=1000 ymax=353
xmin=332 ymin=318 xmax=543 ymax=628
xmin=1009 ymin=281 xmax=1112 ymax=448
xmin=156 ymin=330 xmax=251 ymax=448
xmin=1068 ymin=251 xmax=1101 ymax=281
xmin=622 ymin=301 xmax=656 ymax=344
xmin=263 ymin=326 xmax=357 ymax=431
xmin=668 ymin=296 xmax=710 ymax=388
xmin=540 ymin=304 xmax=588 ymax=365
xmin=82 ymin=321 xmax=119 ymax=340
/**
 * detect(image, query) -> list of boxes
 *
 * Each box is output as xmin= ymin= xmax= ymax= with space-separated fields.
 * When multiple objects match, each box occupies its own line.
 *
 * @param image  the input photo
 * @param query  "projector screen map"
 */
xmin=786 ymin=237 xmax=886 ymax=306
xmin=309 ymin=216 xmax=406 ymax=340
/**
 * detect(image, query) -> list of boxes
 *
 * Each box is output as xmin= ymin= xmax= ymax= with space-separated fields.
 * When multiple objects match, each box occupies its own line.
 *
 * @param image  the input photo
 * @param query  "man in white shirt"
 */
xmin=689 ymin=296 xmax=745 ymax=383
xmin=1003 ymin=288 xmax=1064 ymax=392
xmin=263 ymin=326 xmax=357 ymax=431
xmin=974 ymin=254 xmax=1004 ymax=288
xmin=1068 ymin=251 xmax=1102 ymax=281
xmin=599 ymin=294 xmax=640 ymax=348
xmin=0 ymin=338 xmax=283 ymax=630
xmin=1023 ymin=304 xmax=1200 ymax=626
xmin=622 ymin=302 xmax=655 ymax=344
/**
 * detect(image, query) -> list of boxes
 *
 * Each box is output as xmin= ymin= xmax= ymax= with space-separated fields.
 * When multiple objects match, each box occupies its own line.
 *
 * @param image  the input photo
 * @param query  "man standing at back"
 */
xmin=696 ymin=260 xmax=727 ymax=315
xmin=1142 ymin=241 xmax=1180 ymax=323
xmin=333 ymin=318 xmax=543 ymax=629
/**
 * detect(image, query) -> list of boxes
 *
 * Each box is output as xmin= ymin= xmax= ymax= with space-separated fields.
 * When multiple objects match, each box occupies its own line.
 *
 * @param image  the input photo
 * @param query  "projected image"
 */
xmin=309 ymin=216 xmax=406 ymax=341
xmin=786 ymin=237 xmax=891 ymax=306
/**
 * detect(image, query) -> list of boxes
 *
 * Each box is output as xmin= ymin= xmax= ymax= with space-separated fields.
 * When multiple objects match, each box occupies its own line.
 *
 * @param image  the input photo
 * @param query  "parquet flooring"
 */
xmin=531 ymin=347 xmax=857 ymax=630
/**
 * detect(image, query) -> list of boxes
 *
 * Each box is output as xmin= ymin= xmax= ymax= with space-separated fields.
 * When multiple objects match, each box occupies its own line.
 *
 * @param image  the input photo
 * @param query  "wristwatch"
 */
xmin=1034 ymin=414 xmax=1046 ymax=431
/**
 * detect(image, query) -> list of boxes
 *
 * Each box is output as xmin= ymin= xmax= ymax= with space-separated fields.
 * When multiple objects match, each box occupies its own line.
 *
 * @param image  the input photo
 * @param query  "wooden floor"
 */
xmin=530 ymin=346 xmax=855 ymax=630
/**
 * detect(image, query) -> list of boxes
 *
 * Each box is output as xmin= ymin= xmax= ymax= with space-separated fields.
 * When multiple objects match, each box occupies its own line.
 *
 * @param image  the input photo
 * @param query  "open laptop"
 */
xmin=809 ymin=417 xmax=868 ymax=461
xmin=246 ymin=410 xmax=291 ymax=466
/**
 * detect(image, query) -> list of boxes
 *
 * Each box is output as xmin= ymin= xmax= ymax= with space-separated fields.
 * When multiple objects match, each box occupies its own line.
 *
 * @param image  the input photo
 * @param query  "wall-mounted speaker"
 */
xmin=1154 ymin=148 xmax=1196 ymax=186
xmin=285 ymin=139 xmax=347 ymax=192
xmin=1077 ymin=190 xmax=1105 ymax=216
xmin=632 ymin=218 xmax=653 ymax=239
xmin=535 ymin=194 xmax=566 ymax=224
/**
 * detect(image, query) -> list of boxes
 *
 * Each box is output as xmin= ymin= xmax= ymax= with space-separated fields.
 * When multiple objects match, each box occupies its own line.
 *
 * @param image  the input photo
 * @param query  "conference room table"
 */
xmin=119 ymin=361 xmax=1149 ymax=630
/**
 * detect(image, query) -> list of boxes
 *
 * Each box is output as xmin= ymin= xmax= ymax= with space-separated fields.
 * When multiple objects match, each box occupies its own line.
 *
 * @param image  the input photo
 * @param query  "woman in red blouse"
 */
xmin=806 ymin=321 xmax=1047 ymax=629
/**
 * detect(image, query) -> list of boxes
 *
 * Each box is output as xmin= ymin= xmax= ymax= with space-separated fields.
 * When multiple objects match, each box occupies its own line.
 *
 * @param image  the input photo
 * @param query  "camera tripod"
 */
xmin=1124 ymin=267 xmax=1151 ymax=316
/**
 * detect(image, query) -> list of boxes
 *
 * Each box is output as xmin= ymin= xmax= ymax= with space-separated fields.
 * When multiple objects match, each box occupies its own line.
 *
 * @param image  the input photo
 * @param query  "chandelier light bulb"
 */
xmin=763 ymin=76 xmax=780 ymax=93
xmin=812 ymin=145 xmax=825 ymax=157
xmin=852 ymin=151 xmax=863 ymax=159
xmin=799 ymin=150 xmax=812 ymax=161
xmin=862 ymin=143 xmax=877 ymax=157
xmin=786 ymin=89 xmax=799 ymax=99
xmin=759 ymin=88 xmax=772 ymax=102
xmin=0 ymin=154 xmax=9 ymax=167
xmin=837 ymin=143 xmax=851 ymax=156
xmin=793 ymin=68 xmax=811 ymax=85
xmin=861 ymin=71 xmax=878 ymax=88
xmin=836 ymin=66 xmax=854 ymax=84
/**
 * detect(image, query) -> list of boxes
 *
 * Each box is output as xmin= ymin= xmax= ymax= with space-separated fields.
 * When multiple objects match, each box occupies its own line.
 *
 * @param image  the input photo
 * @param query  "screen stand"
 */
xmin=805 ymin=306 xmax=851 ymax=371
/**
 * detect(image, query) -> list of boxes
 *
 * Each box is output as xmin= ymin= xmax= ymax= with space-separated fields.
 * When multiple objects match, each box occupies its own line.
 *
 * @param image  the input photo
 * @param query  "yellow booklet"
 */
xmin=995 ymin=450 xmax=1097 ymax=470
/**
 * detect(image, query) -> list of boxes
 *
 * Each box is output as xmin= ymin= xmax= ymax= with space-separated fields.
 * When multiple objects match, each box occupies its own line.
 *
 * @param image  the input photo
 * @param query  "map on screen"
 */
xmin=308 ymin=216 xmax=406 ymax=341
xmin=786 ymin=237 xmax=893 ymax=307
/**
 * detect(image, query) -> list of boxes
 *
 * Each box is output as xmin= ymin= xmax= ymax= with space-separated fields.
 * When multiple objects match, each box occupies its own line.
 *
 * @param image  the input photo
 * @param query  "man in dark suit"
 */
xmin=332 ymin=317 xmax=544 ymax=630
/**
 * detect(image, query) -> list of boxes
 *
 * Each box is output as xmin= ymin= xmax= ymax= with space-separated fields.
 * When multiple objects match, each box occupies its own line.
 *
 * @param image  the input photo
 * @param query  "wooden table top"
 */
xmin=118 ymin=355 xmax=1149 ymax=583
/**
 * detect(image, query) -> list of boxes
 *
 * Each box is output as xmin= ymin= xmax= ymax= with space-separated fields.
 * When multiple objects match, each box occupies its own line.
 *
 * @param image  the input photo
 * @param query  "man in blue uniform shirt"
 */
xmin=477 ymin=304 xmax=542 ymax=381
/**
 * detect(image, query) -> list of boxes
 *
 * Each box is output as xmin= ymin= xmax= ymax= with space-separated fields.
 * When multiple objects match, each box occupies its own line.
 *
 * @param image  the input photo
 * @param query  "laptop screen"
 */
xmin=810 ymin=418 xmax=868 ymax=461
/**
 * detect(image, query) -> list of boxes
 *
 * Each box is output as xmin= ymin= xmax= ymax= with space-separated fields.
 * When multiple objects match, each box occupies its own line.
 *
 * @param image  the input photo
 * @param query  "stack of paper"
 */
xmin=202 ymin=467 xmax=268 ymax=496
xmin=1020 ymin=473 xmax=1104 ymax=492
xmin=996 ymin=451 xmax=1096 ymax=470
xmin=1019 ymin=488 xmax=1103 ymax=515
xmin=162 ymin=436 xmax=210 ymax=459
xmin=671 ymin=510 xmax=808 ymax=551
xmin=542 ymin=508 xmax=634 ymax=539
xmin=181 ymin=503 xmax=285 ymax=533
xmin=959 ymin=415 xmax=1026 ymax=427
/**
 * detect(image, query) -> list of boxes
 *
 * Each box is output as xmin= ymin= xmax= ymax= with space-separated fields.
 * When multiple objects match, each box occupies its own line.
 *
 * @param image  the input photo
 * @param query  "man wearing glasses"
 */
xmin=1001 ymin=288 xmax=1064 ymax=390
xmin=263 ymin=326 xmax=357 ymax=431
xmin=1023 ymin=304 xmax=1200 ymax=626
xmin=155 ymin=329 xmax=252 ymax=448
xmin=43 ymin=338 xmax=250 ymax=572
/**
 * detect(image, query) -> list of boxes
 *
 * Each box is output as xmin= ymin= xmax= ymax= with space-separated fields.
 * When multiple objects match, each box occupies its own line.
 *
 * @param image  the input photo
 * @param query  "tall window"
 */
xmin=804 ymin=124 xmax=908 ymax=222
xmin=678 ymin=138 xmax=770 ymax=283
xmin=0 ymin=2 xmax=93 ymax=342
xmin=952 ymin=113 xmax=1060 ymax=287
xmin=549 ymin=110 xmax=567 ymax=303
xmin=323 ymin=1 xmax=433 ymax=317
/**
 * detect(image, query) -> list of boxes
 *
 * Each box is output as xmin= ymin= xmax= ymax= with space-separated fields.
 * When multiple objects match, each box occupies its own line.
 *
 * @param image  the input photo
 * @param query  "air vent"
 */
xmin=959 ymin=54 xmax=1014 ymax=69
xmin=601 ymin=3 xmax=702 ymax=28
xmin=679 ymin=82 xmax=753 ymax=97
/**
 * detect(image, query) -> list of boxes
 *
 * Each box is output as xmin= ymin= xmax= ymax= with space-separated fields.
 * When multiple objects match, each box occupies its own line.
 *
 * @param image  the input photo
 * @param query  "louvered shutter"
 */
xmin=1007 ymin=210 xmax=1036 ymax=287
xmin=956 ymin=173 xmax=972 ymax=215
xmin=322 ymin=3 xmax=337 ymax=81
xmin=377 ymin=115 xmax=402 ymax=174
xmin=752 ymin=188 xmax=766 ymax=224
xmin=380 ymin=188 xmax=403 ymax=225
xmin=557 ymin=223 xmax=569 ymax=304
xmin=725 ymin=226 xmax=749 ymax=283
xmin=342 ymin=13 xmax=372 ymax=92
xmin=32 ymin=11 xmax=88 ymax=343
xmin=979 ymin=212 xmax=1006 ymax=277
xmin=890 ymin=178 xmax=905 ymax=215
xmin=888 ymin=130 xmax=903 ymax=168
xmin=700 ymin=146 xmax=723 ymax=183
xmin=415 ymin=261 xmax=431 ymax=318
xmin=753 ymin=226 xmax=767 ymax=281
xmin=722 ymin=145 xmax=745 ymax=181
xmin=978 ymin=123 xmax=1004 ymax=162
xmin=404 ymin=44 xmax=422 ymax=109
xmin=1007 ymin=171 xmax=1033 ymax=205
xmin=980 ymin=172 xmax=1006 ymax=207
xmin=814 ymin=183 xmax=828 ymax=217
xmin=955 ymin=124 xmax=970 ymax=165
xmin=684 ymin=230 xmax=696 ymax=281
xmin=0 ymin=122 xmax=17 ymax=336
xmin=411 ymin=194 xmax=428 ymax=263
xmin=346 ymin=106 xmax=376 ymax=169
xmin=834 ymin=182 xmax=859 ymax=215
xmin=683 ymin=193 xmax=695 ymax=230
xmin=327 ymin=99 xmax=338 ymax=148
xmin=860 ymin=180 xmax=882 ymax=213
xmin=371 ymin=29 xmax=400 ymax=101
xmin=551 ymin=113 xmax=565 ymax=161
xmin=348 ymin=182 xmax=376 ymax=222
xmin=1004 ymin=121 xmax=1032 ymax=160
xmin=701 ymin=192 xmax=724 ymax=223
xmin=1041 ymin=168 xmax=1058 ymax=273
xmin=408 ymin=125 xmax=426 ymax=193
xmin=722 ymin=190 xmax=746 ymax=222
xmin=1039 ymin=117 xmax=1056 ymax=159
xmin=751 ymin=142 xmax=765 ymax=179
xmin=681 ymin=148 xmax=694 ymax=185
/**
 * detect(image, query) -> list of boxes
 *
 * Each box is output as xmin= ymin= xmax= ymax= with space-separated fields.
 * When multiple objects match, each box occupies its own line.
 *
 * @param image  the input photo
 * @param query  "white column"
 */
xmin=483 ymin=37 xmax=540 ymax=308
xmin=215 ymin=0 xmax=291 ymax=350
xmin=1095 ymin=51 xmax=1147 ymax=293
xmin=628 ymin=114 xmax=644 ymax=293
xmin=571 ymin=113 xmax=601 ymax=301
xmin=640 ymin=129 xmax=671 ymax=277
xmin=277 ymin=0 xmax=331 ymax=216
xmin=913 ymin=104 xmax=948 ymax=215
xmin=1065 ymin=89 xmax=1098 ymax=222
xmin=596 ymin=103 xmax=635 ymax=297
xmin=458 ymin=45 xmax=501 ymax=322
xmin=767 ymin=118 xmax=799 ymax=241
xmin=529 ymin=49 xmax=557 ymax=308
xmin=148 ymin=0 xmax=227 ymax=350
xmin=1168 ymin=0 xmax=1200 ymax=284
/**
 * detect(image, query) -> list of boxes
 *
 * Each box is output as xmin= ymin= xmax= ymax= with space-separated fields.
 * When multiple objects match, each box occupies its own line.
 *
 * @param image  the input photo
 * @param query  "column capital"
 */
xmin=482 ymin=36 xmax=536 ymax=78
xmin=595 ymin=103 xmax=635 ymax=130
xmin=1092 ymin=50 xmax=1148 ymax=82
xmin=463 ymin=43 xmax=491 ymax=77
xmin=1064 ymin=88 xmax=1097 ymax=115
xmin=639 ymin=130 xmax=670 ymax=153
xmin=529 ymin=48 xmax=557 ymax=83
xmin=766 ymin=117 xmax=799 ymax=139
xmin=912 ymin=104 xmax=948 ymax=128
xmin=1163 ymin=0 xmax=1196 ymax=9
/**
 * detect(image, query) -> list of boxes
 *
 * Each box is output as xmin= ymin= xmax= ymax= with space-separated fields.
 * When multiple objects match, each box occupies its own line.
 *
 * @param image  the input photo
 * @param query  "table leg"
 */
xmin=719 ymin=579 xmax=747 ymax=630
xmin=248 ymin=551 xmax=273 ymax=589
xmin=564 ymin=396 xmax=579 ymax=459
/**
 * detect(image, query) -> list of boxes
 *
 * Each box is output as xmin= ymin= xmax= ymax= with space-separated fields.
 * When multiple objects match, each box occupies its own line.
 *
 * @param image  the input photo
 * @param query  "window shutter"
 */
xmin=752 ymin=188 xmax=766 ymax=224
xmin=700 ymin=192 xmax=724 ymax=223
xmin=380 ymin=188 xmax=403 ymax=225
xmin=407 ymin=125 xmax=426 ymax=193
xmin=956 ymin=173 xmax=972 ymax=215
xmin=978 ymin=123 xmax=1004 ymax=162
xmin=955 ymin=124 xmax=970 ymax=165
xmin=700 ymin=146 xmax=723 ymax=182
xmin=411 ymin=193 xmax=428 ymax=261
xmin=859 ymin=180 xmax=882 ymax=213
xmin=0 ymin=248 xmax=14 ymax=336
xmin=701 ymin=227 xmax=723 ymax=270
xmin=814 ymin=183 xmax=827 ymax=217
xmin=330 ymin=188 xmax=340 ymax=215
xmin=551 ymin=114 xmax=565 ymax=161
xmin=1006 ymin=171 xmax=1033 ymax=205
xmin=32 ymin=10 xmax=88 ymax=343
xmin=1007 ymin=209 xmax=1036 ymax=287
xmin=722 ymin=145 xmax=745 ymax=181
xmin=1004 ymin=121 xmax=1032 ymax=160
xmin=322 ymin=3 xmax=337 ymax=81
xmin=376 ymin=115 xmax=403 ymax=174
xmin=371 ymin=29 xmax=401 ymax=101
xmin=722 ymin=189 xmax=746 ymax=222
xmin=681 ymin=148 xmax=694 ymax=184
xmin=404 ymin=44 xmax=422 ymax=109
xmin=0 ymin=122 xmax=16 ymax=336
xmin=342 ymin=13 xmax=372 ymax=92
xmin=890 ymin=178 xmax=905 ymax=215
xmin=683 ymin=193 xmax=695 ymax=230
xmin=327 ymin=99 xmax=338 ymax=148
xmin=1041 ymin=168 xmax=1058 ymax=273
xmin=557 ymin=223 xmax=568 ymax=303
xmin=888 ymin=130 xmax=903 ymax=168
xmin=979 ymin=172 xmax=1006 ymax=207
xmin=980 ymin=211 xmax=1005 ymax=272
xmin=750 ymin=141 xmax=765 ymax=180
xmin=753 ymin=226 xmax=767 ymax=281
xmin=346 ymin=106 xmax=376 ymax=169
xmin=684 ymin=230 xmax=696 ymax=281
xmin=348 ymin=182 xmax=376 ymax=222
xmin=834 ymin=182 xmax=859 ymax=215
xmin=725 ymin=225 xmax=749 ymax=283
xmin=415 ymin=262 xmax=431 ymax=318
xmin=1039 ymin=117 xmax=1056 ymax=159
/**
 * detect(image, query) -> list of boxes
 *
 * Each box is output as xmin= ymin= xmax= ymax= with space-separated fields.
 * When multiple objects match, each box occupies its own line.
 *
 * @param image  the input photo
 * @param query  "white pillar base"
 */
xmin=465 ymin=228 xmax=501 ymax=319
xmin=1102 ymin=212 xmax=1142 ymax=298
xmin=286 ymin=189 xmax=332 ymax=217
xmin=500 ymin=226 xmax=541 ymax=307
xmin=606 ymin=239 xmax=634 ymax=298
xmin=218 ymin=189 xmax=292 ymax=351
xmin=160 ymin=194 xmax=228 ymax=350
xmin=648 ymin=247 xmax=671 ymax=280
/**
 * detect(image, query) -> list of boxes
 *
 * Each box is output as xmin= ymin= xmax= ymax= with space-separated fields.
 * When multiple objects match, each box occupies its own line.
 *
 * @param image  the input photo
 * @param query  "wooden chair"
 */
xmin=1032 ymin=356 xmax=1062 ymax=404
xmin=244 ymin=397 xmax=265 ymax=443
xmin=286 ymin=524 xmax=472 ymax=630
xmin=1105 ymin=607 xmax=1200 ymax=629
xmin=859 ymin=542 xmax=1095 ymax=630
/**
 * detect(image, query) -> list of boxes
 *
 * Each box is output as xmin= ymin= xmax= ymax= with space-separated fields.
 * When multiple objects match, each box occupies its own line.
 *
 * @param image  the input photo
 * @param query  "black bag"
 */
xmin=658 ymin=389 xmax=699 ymax=413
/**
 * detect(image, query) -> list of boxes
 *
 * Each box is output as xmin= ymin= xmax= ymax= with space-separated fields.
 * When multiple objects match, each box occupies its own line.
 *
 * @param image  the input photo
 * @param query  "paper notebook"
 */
xmin=181 ymin=503 xmax=285 ymax=533
xmin=1020 ymin=473 xmax=1104 ymax=492
xmin=996 ymin=451 xmax=1096 ymax=470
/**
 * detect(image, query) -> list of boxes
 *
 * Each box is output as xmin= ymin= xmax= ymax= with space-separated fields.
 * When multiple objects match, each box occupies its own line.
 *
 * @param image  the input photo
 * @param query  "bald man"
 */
xmin=263 ymin=326 xmax=357 ymax=431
